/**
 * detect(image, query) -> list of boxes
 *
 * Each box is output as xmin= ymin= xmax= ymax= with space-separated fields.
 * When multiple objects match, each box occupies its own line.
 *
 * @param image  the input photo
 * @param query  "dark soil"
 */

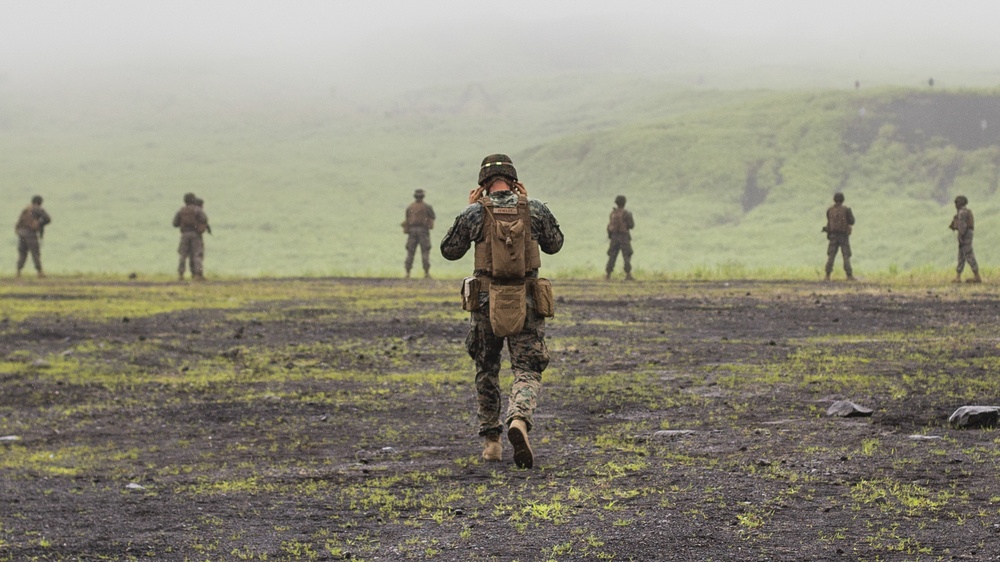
xmin=2 ymin=278 xmax=1000 ymax=561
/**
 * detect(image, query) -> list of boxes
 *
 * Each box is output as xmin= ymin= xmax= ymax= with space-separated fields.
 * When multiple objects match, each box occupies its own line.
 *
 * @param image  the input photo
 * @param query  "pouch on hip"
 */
xmin=461 ymin=277 xmax=481 ymax=312
xmin=531 ymin=278 xmax=555 ymax=318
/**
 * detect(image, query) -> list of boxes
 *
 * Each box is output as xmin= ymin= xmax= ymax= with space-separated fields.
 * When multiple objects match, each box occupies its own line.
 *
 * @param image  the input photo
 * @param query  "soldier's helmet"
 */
xmin=478 ymin=154 xmax=518 ymax=186
xmin=615 ymin=195 xmax=627 ymax=207
xmin=413 ymin=189 xmax=425 ymax=199
xmin=955 ymin=195 xmax=969 ymax=206
xmin=183 ymin=192 xmax=197 ymax=204
xmin=31 ymin=195 xmax=43 ymax=205
xmin=833 ymin=192 xmax=845 ymax=203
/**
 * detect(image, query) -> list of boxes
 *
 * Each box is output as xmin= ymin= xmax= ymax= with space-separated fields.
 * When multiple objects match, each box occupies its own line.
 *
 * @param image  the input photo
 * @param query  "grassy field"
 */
xmin=3 ymin=276 xmax=1000 ymax=560
xmin=1 ymin=72 xmax=999 ymax=278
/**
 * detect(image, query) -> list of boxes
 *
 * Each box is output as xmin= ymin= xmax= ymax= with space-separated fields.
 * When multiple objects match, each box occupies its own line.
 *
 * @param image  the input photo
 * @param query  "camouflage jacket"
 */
xmin=15 ymin=205 xmax=51 ymax=237
xmin=440 ymin=190 xmax=564 ymax=276
xmin=951 ymin=207 xmax=974 ymax=236
xmin=173 ymin=205 xmax=208 ymax=233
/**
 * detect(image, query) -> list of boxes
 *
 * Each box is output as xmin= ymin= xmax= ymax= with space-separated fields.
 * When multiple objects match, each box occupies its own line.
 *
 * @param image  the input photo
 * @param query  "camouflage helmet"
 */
xmin=413 ymin=189 xmax=425 ymax=199
xmin=183 ymin=192 xmax=197 ymax=204
xmin=615 ymin=195 xmax=627 ymax=207
xmin=478 ymin=154 xmax=517 ymax=186
xmin=31 ymin=195 xmax=43 ymax=205
xmin=955 ymin=195 xmax=969 ymax=206
xmin=833 ymin=192 xmax=845 ymax=203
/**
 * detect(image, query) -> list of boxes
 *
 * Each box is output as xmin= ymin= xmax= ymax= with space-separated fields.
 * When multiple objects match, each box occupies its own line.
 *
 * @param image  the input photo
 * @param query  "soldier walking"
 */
xmin=441 ymin=154 xmax=564 ymax=468
xmin=172 ymin=192 xmax=208 ymax=281
xmin=605 ymin=195 xmax=635 ymax=280
xmin=403 ymin=189 xmax=435 ymax=278
xmin=950 ymin=195 xmax=981 ymax=283
xmin=823 ymin=192 xmax=855 ymax=281
xmin=15 ymin=195 xmax=52 ymax=278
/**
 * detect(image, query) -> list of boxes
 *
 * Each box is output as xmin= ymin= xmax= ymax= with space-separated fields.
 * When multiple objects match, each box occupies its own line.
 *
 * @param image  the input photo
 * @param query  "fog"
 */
xmin=2 ymin=0 xmax=999 ymax=99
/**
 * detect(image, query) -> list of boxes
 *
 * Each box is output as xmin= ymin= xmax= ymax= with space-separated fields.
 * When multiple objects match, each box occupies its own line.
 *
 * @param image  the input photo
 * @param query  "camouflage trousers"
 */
xmin=466 ymin=298 xmax=549 ymax=437
xmin=606 ymin=234 xmax=633 ymax=274
xmin=17 ymin=234 xmax=42 ymax=272
xmin=957 ymin=231 xmax=978 ymax=274
xmin=825 ymin=233 xmax=852 ymax=276
xmin=178 ymin=232 xmax=204 ymax=277
xmin=405 ymin=228 xmax=431 ymax=274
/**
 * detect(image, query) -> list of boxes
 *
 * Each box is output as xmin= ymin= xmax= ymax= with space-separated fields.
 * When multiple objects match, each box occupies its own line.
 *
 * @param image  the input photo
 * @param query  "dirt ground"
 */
xmin=2 ymin=278 xmax=1000 ymax=561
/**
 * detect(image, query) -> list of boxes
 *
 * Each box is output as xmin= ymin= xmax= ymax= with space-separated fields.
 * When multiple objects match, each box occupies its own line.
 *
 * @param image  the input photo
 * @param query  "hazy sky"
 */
xmin=1 ymin=1 xmax=998 ymax=91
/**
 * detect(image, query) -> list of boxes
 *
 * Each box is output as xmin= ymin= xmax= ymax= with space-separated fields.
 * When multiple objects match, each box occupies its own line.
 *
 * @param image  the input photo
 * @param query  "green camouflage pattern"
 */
xmin=825 ymin=233 xmax=852 ymax=277
xmin=606 ymin=234 xmax=634 ymax=275
xmin=951 ymin=207 xmax=978 ymax=274
xmin=466 ymin=303 xmax=547 ymax=436
xmin=16 ymin=205 xmax=51 ymax=273
xmin=440 ymin=191 xmax=563 ymax=267
xmin=405 ymin=228 xmax=432 ymax=274
xmin=606 ymin=207 xmax=634 ymax=275
xmin=178 ymin=232 xmax=204 ymax=277
xmin=441 ymin=189 xmax=563 ymax=437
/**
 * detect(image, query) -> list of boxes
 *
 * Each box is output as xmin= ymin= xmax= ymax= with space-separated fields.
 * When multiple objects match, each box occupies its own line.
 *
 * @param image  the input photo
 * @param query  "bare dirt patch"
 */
xmin=2 ymin=278 xmax=1000 ymax=561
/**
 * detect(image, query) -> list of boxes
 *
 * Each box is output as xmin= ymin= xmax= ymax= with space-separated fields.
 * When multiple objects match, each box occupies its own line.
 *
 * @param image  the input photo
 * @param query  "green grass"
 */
xmin=3 ymin=74 xmax=1000 ymax=279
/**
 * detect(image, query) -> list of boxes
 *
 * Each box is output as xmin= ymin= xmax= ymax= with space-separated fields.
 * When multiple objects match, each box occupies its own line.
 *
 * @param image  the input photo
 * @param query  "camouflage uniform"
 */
xmin=824 ymin=199 xmax=855 ymax=280
xmin=441 ymin=190 xmax=564 ymax=438
xmin=404 ymin=190 xmax=435 ymax=278
xmin=606 ymin=197 xmax=635 ymax=279
xmin=173 ymin=194 xmax=208 ymax=280
xmin=950 ymin=201 xmax=978 ymax=277
xmin=15 ymin=197 xmax=51 ymax=277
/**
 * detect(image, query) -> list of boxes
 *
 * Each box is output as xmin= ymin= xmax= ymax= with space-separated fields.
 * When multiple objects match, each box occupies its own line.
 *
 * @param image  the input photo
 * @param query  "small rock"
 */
xmin=0 ymin=435 xmax=21 ymax=443
xmin=907 ymin=434 xmax=942 ymax=441
xmin=651 ymin=430 xmax=696 ymax=440
xmin=826 ymin=400 xmax=873 ymax=418
xmin=59 ymin=349 xmax=74 ymax=357
xmin=125 ymin=483 xmax=145 ymax=490
xmin=949 ymin=406 xmax=1000 ymax=429
xmin=31 ymin=359 xmax=51 ymax=369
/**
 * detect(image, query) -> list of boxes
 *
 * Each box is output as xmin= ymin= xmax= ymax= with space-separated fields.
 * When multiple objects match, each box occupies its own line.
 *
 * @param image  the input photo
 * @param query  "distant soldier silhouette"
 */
xmin=823 ymin=192 xmax=855 ymax=281
xmin=605 ymin=195 xmax=635 ymax=281
xmin=949 ymin=195 xmax=981 ymax=283
xmin=402 ymin=189 xmax=435 ymax=278
xmin=172 ymin=192 xmax=208 ymax=281
xmin=15 ymin=195 xmax=51 ymax=278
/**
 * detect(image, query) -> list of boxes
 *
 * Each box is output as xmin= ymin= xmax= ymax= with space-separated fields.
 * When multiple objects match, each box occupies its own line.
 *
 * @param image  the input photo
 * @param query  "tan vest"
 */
xmin=473 ymin=195 xmax=541 ymax=279
xmin=406 ymin=201 xmax=434 ymax=229
xmin=15 ymin=206 xmax=40 ymax=233
xmin=827 ymin=205 xmax=851 ymax=235
xmin=177 ymin=205 xmax=201 ymax=232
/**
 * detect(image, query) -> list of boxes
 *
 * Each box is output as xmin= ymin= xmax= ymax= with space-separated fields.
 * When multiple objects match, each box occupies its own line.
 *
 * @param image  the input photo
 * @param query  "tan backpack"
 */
xmin=827 ymin=206 xmax=852 ymax=235
xmin=15 ymin=207 xmax=39 ymax=233
xmin=473 ymin=195 xmax=543 ymax=337
xmin=608 ymin=208 xmax=629 ymax=234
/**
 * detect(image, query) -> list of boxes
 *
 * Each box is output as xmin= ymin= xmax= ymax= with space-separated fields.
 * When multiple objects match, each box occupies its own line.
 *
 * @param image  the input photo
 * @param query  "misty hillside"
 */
xmin=0 ymin=73 xmax=997 ymax=278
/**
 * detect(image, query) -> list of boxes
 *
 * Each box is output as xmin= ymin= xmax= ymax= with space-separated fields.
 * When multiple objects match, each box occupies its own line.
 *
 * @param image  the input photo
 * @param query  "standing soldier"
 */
xmin=950 ymin=195 xmax=981 ymax=283
xmin=172 ymin=192 xmax=208 ymax=281
xmin=441 ymin=154 xmax=564 ymax=468
xmin=15 ymin=195 xmax=52 ymax=278
xmin=402 ymin=189 xmax=435 ymax=278
xmin=823 ymin=192 xmax=855 ymax=281
xmin=605 ymin=195 xmax=635 ymax=281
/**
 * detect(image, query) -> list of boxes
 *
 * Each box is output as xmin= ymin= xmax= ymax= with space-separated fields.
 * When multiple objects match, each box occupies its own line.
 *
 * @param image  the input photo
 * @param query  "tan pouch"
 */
xmin=461 ymin=277 xmax=481 ymax=312
xmin=532 ymin=278 xmax=555 ymax=318
xmin=489 ymin=283 xmax=526 ymax=337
